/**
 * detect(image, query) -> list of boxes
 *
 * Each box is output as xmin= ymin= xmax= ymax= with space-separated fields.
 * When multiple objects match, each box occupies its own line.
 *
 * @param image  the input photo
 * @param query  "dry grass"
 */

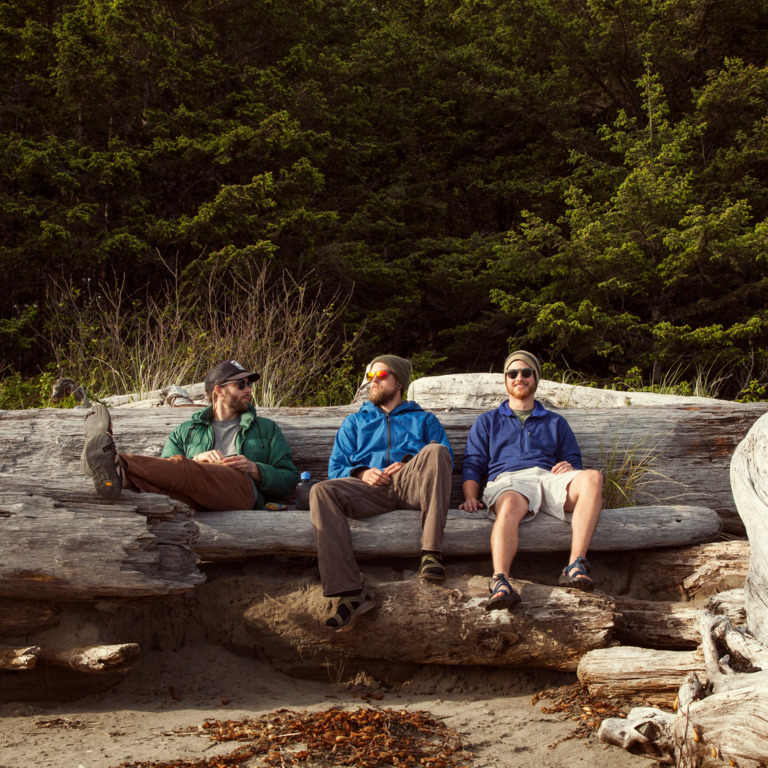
xmin=45 ymin=262 xmax=362 ymax=407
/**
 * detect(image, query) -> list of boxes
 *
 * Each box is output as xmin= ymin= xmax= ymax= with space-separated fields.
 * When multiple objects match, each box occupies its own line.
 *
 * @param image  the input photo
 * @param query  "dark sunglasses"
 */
xmin=223 ymin=379 xmax=251 ymax=390
xmin=366 ymin=369 xmax=392 ymax=382
xmin=506 ymin=368 xmax=534 ymax=380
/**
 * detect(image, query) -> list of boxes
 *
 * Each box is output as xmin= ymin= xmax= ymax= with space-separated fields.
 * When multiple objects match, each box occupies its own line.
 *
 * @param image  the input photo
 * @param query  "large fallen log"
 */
xmin=0 ymin=475 xmax=203 ymax=600
xmin=193 ymin=504 xmax=721 ymax=560
xmin=2 ymin=404 xmax=766 ymax=533
xmin=194 ymin=571 xmax=618 ymax=673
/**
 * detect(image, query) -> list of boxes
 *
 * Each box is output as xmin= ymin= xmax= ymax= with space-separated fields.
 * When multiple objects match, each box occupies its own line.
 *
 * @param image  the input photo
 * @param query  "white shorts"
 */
xmin=483 ymin=467 xmax=582 ymax=523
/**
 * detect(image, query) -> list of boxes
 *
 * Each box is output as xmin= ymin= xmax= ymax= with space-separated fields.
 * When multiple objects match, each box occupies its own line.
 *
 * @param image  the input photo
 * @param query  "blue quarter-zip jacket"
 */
xmin=462 ymin=400 xmax=581 ymax=485
xmin=328 ymin=400 xmax=454 ymax=479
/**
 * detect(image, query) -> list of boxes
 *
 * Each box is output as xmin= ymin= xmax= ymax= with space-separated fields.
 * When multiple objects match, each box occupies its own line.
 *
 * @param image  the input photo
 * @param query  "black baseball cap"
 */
xmin=204 ymin=360 xmax=261 ymax=395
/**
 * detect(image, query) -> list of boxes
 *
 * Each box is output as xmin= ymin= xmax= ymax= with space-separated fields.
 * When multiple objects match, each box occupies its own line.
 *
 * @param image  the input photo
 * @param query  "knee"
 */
xmin=582 ymin=469 xmax=604 ymax=493
xmin=421 ymin=442 xmax=452 ymax=468
xmin=494 ymin=493 xmax=528 ymax=523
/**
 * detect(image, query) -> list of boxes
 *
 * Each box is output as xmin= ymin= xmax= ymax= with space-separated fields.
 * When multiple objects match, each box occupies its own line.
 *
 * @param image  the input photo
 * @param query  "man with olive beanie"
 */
xmin=460 ymin=350 xmax=603 ymax=610
xmin=310 ymin=355 xmax=454 ymax=630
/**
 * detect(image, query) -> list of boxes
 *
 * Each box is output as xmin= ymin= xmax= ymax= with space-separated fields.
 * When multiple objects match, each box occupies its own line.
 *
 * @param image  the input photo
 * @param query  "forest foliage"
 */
xmin=1 ymin=0 xmax=767 ymax=403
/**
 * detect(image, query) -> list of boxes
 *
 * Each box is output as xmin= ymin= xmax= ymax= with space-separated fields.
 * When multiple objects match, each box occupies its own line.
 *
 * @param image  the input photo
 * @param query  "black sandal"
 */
xmin=485 ymin=573 xmax=521 ymax=611
xmin=418 ymin=553 xmax=445 ymax=581
xmin=558 ymin=556 xmax=594 ymax=591
xmin=325 ymin=587 xmax=376 ymax=630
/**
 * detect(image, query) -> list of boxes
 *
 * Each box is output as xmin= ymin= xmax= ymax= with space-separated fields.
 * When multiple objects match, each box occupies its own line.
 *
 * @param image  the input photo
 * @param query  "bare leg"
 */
xmin=562 ymin=469 xmax=603 ymax=584
xmin=490 ymin=490 xmax=530 ymax=577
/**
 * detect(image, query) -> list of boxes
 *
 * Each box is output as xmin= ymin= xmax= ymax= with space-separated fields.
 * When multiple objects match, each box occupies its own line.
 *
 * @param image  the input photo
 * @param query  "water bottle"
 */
xmin=295 ymin=471 xmax=314 ymax=511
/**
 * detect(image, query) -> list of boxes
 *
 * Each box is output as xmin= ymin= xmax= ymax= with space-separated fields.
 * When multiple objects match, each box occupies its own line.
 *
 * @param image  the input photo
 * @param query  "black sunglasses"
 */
xmin=223 ymin=379 xmax=251 ymax=390
xmin=506 ymin=368 xmax=534 ymax=380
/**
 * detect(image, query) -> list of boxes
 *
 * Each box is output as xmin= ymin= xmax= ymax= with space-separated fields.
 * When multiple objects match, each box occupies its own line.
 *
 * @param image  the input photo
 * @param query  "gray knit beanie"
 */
xmin=503 ymin=350 xmax=542 ymax=382
xmin=370 ymin=355 xmax=412 ymax=393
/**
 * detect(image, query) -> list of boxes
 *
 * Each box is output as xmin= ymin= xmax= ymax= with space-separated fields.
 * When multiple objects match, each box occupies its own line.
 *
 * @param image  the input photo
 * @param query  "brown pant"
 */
xmin=121 ymin=454 xmax=255 ymax=511
xmin=310 ymin=443 xmax=452 ymax=595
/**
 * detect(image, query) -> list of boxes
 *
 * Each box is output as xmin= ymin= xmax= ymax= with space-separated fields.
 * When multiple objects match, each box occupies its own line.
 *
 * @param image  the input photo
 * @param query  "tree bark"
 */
xmin=0 ymin=476 xmax=203 ymax=600
xmin=193 ymin=505 xmax=721 ymax=561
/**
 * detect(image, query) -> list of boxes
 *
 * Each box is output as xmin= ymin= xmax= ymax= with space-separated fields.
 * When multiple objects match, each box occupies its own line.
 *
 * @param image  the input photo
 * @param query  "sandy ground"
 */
xmin=0 ymin=640 xmax=656 ymax=768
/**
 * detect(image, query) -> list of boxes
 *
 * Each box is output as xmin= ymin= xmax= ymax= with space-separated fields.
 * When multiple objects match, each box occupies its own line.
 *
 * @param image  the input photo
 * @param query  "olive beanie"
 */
xmin=503 ymin=350 xmax=542 ymax=382
xmin=370 ymin=355 xmax=412 ymax=393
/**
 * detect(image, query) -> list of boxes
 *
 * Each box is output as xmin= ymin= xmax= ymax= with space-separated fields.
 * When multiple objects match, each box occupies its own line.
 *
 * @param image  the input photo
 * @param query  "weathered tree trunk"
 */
xmin=193 ymin=505 xmax=721 ymax=561
xmin=730 ymin=411 xmax=768 ymax=644
xmin=0 ymin=476 xmax=203 ymax=600
xmin=195 ymin=572 xmax=618 ymax=673
xmin=2 ymin=403 xmax=765 ymax=533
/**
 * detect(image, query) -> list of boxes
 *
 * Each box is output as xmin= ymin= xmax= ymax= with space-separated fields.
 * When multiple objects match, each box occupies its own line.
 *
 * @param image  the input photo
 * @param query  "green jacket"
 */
xmin=161 ymin=405 xmax=298 ymax=508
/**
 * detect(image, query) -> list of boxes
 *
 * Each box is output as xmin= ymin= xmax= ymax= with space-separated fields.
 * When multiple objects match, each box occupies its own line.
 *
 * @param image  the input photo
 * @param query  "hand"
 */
xmin=459 ymin=498 xmax=484 ymax=512
xmin=383 ymin=462 xmax=404 ymax=477
xmin=359 ymin=468 xmax=392 ymax=486
xmin=221 ymin=454 xmax=262 ymax=481
xmin=194 ymin=450 xmax=225 ymax=464
xmin=552 ymin=461 xmax=575 ymax=474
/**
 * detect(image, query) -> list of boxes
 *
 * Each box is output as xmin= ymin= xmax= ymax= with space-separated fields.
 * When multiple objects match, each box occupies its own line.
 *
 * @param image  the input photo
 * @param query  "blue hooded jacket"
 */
xmin=328 ymin=400 xmax=454 ymax=479
xmin=462 ymin=399 xmax=582 ymax=485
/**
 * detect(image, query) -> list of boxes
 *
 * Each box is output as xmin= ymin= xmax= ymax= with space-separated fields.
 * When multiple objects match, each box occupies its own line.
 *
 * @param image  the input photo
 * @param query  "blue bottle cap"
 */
xmin=300 ymin=471 xmax=311 ymax=480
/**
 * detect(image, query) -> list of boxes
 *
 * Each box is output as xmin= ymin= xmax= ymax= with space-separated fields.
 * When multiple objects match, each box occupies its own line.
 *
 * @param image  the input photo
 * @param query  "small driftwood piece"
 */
xmin=0 ymin=645 xmax=39 ymax=670
xmin=43 ymin=643 xmax=141 ymax=673
xmin=0 ymin=475 xmax=203 ymax=600
xmin=193 ymin=505 xmax=721 ymax=561
xmin=197 ymin=573 xmax=619 ymax=673
xmin=577 ymin=646 xmax=705 ymax=704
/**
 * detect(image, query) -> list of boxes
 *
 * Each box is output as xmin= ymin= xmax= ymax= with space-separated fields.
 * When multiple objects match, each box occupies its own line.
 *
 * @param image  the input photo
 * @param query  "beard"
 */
xmin=221 ymin=387 xmax=251 ymax=414
xmin=369 ymin=384 xmax=398 ymax=408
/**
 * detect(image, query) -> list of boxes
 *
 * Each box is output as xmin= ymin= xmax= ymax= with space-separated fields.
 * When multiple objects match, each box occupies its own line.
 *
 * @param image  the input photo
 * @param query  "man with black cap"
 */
xmin=310 ymin=355 xmax=454 ymax=630
xmin=460 ymin=350 xmax=603 ymax=609
xmin=81 ymin=360 xmax=298 ymax=510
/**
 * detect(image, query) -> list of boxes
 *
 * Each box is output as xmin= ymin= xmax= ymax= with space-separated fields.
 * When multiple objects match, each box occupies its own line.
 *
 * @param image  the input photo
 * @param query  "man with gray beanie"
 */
xmin=460 ymin=350 xmax=603 ymax=610
xmin=310 ymin=355 xmax=454 ymax=629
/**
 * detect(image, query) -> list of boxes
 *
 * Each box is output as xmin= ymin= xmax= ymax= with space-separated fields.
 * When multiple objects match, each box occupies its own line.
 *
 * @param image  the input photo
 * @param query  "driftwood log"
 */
xmin=194 ymin=571 xmax=618 ymax=673
xmin=2 ymin=403 xmax=766 ymax=533
xmin=193 ymin=504 xmax=721 ymax=561
xmin=0 ymin=475 xmax=202 ymax=600
xmin=599 ymin=412 xmax=768 ymax=765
